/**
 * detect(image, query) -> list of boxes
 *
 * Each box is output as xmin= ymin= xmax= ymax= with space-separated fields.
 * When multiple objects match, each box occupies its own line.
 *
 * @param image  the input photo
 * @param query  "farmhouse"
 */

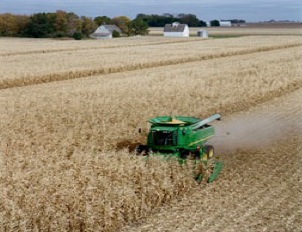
xmin=90 ymin=25 xmax=122 ymax=39
xmin=164 ymin=22 xmax=189 ymax=37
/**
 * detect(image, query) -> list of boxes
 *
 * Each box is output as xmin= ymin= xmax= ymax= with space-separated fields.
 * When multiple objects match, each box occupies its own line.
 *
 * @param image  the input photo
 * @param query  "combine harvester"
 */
xmin=136 ymin=114 xmax=223 ymax=183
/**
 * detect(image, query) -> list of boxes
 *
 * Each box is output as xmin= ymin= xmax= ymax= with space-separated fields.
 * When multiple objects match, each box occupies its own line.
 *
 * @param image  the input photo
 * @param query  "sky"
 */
xmin=0 ymin=0 xmax=301 ymax=22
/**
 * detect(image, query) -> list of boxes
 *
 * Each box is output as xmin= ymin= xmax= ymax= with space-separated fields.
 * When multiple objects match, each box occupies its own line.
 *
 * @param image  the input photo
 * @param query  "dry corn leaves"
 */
xmin=0 ymin=36 xmax=301 ymax=231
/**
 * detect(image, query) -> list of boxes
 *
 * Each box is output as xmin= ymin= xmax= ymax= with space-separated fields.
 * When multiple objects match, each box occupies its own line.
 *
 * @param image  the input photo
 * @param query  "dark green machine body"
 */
xmin=139 ymin=114 xmax=223 ymax=182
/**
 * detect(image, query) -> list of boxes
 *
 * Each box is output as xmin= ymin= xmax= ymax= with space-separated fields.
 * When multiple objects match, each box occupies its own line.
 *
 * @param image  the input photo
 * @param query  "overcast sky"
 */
xmin=0 ymin=0 xmax=301 ymax=22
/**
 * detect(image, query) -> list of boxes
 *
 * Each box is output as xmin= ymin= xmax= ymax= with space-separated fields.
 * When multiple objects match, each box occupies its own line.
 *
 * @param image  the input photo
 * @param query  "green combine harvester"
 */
xmin=136 ymin=114 xmax=223 ymax=183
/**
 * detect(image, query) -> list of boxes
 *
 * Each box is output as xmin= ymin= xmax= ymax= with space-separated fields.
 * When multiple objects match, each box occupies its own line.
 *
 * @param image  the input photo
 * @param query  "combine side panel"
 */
xmin=186 ymin=126 xmax=215 ymax=150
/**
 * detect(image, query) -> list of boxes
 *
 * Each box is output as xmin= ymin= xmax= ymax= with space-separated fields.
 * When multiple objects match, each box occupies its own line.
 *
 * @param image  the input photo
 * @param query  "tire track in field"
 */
xmin=211 ymin=161 xmax=300 ymax=232
xmin=190 ymin=150 xmax=298 ymax=231
xmin=0 ymin=43 xmax=301 ymax=90
xmin=212 ymin=173 xmax=298 ymax=232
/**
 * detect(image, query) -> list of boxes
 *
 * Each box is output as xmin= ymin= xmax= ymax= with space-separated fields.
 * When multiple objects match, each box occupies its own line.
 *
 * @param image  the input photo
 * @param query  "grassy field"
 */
xmin=0 ymin=33 xmax=301 ymax=231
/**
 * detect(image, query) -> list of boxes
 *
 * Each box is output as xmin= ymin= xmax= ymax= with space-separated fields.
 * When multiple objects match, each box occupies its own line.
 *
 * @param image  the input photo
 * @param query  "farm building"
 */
xmin=219 ymin=20 xmax=232 ymax=27
xmin=90 ymin=25 xmax=122 ymax=39
xmin=197 ymin=30 xmax=208 ymax=38
xmin=164 ymin=22 xmax=189 ymax=37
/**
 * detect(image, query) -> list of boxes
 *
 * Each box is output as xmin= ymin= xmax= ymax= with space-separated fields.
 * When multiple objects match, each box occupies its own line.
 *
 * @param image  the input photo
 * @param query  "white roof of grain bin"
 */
xmin=197 ymin=30 xmax=208 ymax=38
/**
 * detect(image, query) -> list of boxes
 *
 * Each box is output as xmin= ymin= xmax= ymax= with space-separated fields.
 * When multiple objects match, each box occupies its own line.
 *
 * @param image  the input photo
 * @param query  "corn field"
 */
xmin=0 ymin=34 xmax=301 ymax=231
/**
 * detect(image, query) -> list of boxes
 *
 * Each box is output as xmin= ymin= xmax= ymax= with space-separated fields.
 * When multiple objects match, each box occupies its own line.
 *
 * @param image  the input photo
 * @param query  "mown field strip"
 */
xmin=1 ymin=36 xmax=300 ymax=88
xmin=0 ymin=46 xmax=300 ymax=153
xmin=0 ymin=36 xmax=207 ymax=57
xmin=0 ymin=43 xmax=301 ymax=90
xmin=0 ymin=38 xmax=204 ymax=57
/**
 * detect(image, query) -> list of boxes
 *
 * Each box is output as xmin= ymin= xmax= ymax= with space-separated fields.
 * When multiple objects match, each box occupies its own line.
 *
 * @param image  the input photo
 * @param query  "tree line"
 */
xmin=136 ymin=13 xmax=208 ymax=27
xmin=0 ymin=11 xmax=241 ymax=39
xmin=0 ymin=11 xmax=149 ymax=39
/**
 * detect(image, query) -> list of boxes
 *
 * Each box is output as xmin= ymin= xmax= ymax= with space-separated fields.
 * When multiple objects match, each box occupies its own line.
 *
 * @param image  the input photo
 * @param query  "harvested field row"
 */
xmin=0 ymin=46 xmax=301 ymax=154
xmin=0 ymin=36 xmax=300 ymax=84
xmin=0 ymin=37 xmax=204 ymax=57
xmin=0 ymin=39 xmax=301 ymax=90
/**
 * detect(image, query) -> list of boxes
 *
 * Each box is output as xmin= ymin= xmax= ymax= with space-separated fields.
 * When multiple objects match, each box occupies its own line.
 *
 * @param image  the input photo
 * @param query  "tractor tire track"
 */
xmin=186 ymin=148 xmax=298 ymax=231
xmin=211 ymin=165 xmax=299 ymax=232
xmin=0 ymin=43 xmax=300 ymax=90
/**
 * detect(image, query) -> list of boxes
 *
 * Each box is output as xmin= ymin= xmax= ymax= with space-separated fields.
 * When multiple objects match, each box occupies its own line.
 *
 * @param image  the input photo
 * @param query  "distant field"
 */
xmin=149 ymin=23 xmax=302 ymax=36
xmin=0 ymin=36 xmax=301 ymax=89
xmin=0 ymin=36 xmax=202 ymax=56
xmin=0 ymin=34 xmax=301 ymax=231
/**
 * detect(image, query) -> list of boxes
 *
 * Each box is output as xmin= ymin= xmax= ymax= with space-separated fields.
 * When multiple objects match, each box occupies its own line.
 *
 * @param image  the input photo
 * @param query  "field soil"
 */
xmin=122 ymin=88 xmax=302 ymax=232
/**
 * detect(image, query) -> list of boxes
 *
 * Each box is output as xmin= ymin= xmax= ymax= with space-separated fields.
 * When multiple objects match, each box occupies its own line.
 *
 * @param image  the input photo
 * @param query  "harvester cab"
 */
xmin=136 ymin=114 xmax=223 ymax=183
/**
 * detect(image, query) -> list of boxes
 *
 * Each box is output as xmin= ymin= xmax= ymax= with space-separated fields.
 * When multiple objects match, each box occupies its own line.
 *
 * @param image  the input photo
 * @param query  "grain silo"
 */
xmin=197 ymin=30 xmax=208 ymax=38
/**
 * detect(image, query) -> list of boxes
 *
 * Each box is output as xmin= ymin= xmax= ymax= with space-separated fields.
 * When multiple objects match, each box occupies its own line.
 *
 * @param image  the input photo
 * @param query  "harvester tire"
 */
xmin=135 ymin=145 xmax=149 ymax=156
xmin=202 ymin=145 xmax=214 ymax=161
xmin=201 ymin=145 xmax=215 ymax=183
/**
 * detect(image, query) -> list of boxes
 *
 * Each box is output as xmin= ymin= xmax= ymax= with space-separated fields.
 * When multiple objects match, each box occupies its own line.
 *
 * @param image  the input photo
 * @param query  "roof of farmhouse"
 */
xmin=164 ymin=22 xmax=187 ymax=32
xmin=101 ymin=25 xmax=122 ymax=33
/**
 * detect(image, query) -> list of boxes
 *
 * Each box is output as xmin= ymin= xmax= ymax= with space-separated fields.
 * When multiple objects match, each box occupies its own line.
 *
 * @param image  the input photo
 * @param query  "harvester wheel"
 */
xmin=135 ymin=145 xmax=149 ymax=156
xmin=201 ymin=145 xmax=215 ymax=183
xmin=202 ymin=145 xmax=214 ymax=161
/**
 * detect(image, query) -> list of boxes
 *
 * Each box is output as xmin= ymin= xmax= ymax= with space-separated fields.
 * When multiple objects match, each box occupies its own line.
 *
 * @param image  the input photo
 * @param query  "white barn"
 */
xmin=90 ymin=25 xmax=122 ymax=39
xmin=219 ymin=20 xmax=232 ymax=27
xmin=164 ymin=22 xmax=189 ymax=37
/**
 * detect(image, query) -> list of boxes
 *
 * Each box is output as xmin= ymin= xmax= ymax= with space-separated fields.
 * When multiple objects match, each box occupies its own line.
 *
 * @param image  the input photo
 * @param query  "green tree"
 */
xmin=178 ymin=14 xmax=200 ymax=27
xmin=54 ymin=10 xmax=68 ymax=37
xmin=199 ymin=20 xmax=207 ymax=27
xmin=210 ymin=20 xmax=220 ymax=27
xmin=135 ymin=13 xmax=176 ymax=27
xmin=0 ymin=11 xmax=84 ymax=38
xmin=25 ymin=13 xmax=56 ymax=38
xmin=112 ymin=30 xmax=120 ymax=38
xmin=127 ymin=19 xmax=149 ymax=36
xmin=80 ymin=16 xmax=97 ymax=37
xmin=73 ymin=31 xmax=82 ymax=40
xmin=110 ymin=16 xmax=130 ymax=33
xmin=94 ymin=16 xmax=111 ymax=26
xmin=66 ymin=12 xmax=81 ymax=37
xmin=0 ymin=14 xmax=15 ymax=36
xmin=0 ymin=13 xmax=29 ymax=36
xmin=15 ymin=15 xmax=30 ymax=36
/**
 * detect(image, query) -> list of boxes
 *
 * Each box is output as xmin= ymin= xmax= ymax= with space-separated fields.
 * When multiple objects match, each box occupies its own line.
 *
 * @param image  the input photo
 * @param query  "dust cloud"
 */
xmin=210 ymin=90 xmax=302 ymax=154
